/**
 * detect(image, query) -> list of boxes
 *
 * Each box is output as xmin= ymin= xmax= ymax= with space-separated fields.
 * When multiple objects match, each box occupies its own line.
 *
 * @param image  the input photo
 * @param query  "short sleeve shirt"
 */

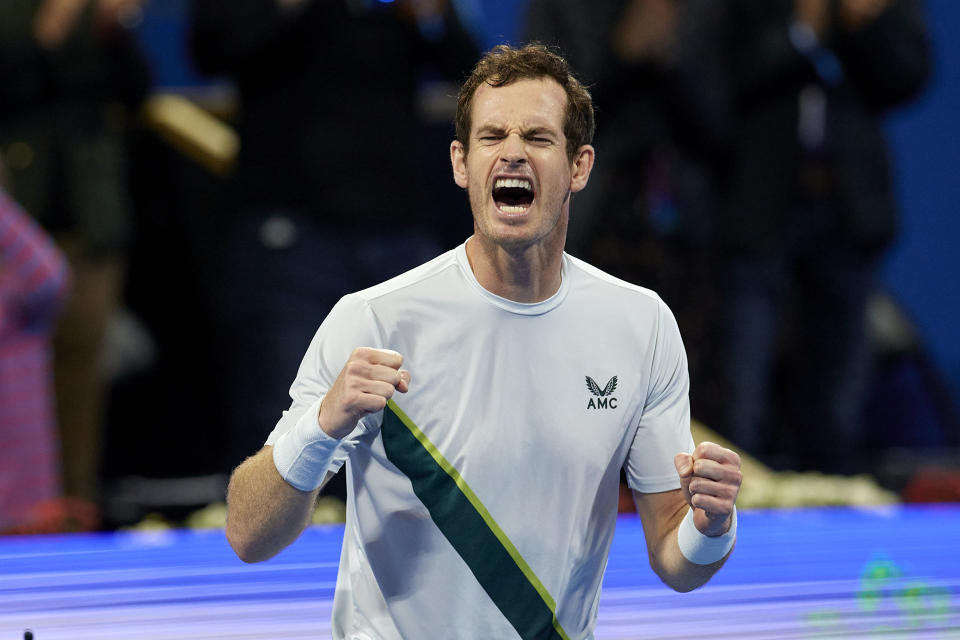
xmin=266 ymin=242 xmax=694 ymax=640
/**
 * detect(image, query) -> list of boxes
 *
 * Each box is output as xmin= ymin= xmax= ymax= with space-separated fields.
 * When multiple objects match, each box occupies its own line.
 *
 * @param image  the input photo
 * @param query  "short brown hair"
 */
xmin=455 ymin=43 xmax=595 ymax=161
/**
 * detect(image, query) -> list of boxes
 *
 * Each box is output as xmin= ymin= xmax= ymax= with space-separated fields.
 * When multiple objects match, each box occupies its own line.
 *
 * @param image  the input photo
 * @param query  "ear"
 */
xmin=450 ymin=140 xmax=468 ymax=189
xmin=569 ymin=144 xmax=595 ymax=193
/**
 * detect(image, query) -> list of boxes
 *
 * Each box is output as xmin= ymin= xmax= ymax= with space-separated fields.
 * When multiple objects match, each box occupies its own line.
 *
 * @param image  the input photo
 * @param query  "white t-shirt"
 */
xmin=266 ymin=240 xmax=694 ymax=640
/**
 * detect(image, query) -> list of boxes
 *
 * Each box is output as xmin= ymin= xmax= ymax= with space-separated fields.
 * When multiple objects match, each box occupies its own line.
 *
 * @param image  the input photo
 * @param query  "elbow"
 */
xmin=226 ymin=523 xmax=273 ymax=564
xmin=656 ymin=570 xmax=706 ymax=594
xmin=652 ymin=562 xmax=701 ymax=593
xmin=225 ymin=527 xmax=256 ymax=563
xmin=650 ymin=555 xmax=718 ymax=593
xmin=667 ymin=578 xmax=700 ymax=594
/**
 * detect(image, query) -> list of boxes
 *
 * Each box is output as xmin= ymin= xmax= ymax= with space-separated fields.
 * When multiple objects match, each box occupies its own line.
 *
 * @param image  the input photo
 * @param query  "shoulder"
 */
xmin=565 ymin=255 xmax=683 ymax=352
xmin=353 ymin=247 xmax=462 ymax=304
xmin=565 ymin=253 xmax=667 ymax=311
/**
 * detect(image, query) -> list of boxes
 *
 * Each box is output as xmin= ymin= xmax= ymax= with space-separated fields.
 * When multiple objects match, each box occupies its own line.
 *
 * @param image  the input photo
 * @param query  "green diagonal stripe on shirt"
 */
xmin=382 ymin=399 xmax=570 ymax=640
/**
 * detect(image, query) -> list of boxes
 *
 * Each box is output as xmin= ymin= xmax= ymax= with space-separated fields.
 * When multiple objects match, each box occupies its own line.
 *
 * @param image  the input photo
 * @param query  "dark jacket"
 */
xmin=0 ymin=1 xmax=151 ymax=255
xmin=189 ymin=0 xmax=477 ymax=229
xmin=720 ymin=0 xmax=932 ymax=255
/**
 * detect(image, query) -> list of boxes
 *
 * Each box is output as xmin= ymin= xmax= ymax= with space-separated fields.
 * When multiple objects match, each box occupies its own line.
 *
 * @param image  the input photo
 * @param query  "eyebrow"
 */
xmin=475 ymin=125 xmax=507 ymax=137
xmin=475 ymin=125 xmax=559 ymax=138
xmin=523 ymin=126 xmax=556 ymax=138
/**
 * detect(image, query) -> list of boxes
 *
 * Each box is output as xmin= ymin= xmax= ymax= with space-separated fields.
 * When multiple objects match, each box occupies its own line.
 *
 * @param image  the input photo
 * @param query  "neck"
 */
xmin=464 ymin=232 xmax=565 ymax=304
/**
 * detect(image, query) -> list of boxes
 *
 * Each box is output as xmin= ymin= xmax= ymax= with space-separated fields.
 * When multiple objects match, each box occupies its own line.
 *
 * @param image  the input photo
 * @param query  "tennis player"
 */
xmin=224 ymin=43 xmax=742 ymax=639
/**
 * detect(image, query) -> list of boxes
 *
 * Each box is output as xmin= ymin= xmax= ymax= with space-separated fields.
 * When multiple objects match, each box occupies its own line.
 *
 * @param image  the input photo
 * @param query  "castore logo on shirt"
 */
xmin=585 ymin=375 xmax=618 ymax=409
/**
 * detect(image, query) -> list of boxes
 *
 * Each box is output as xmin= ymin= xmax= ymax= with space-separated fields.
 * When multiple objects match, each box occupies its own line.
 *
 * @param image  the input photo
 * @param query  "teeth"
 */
xmin=500 ymin=205 xmax=528 ymax=214
xmin=494 ymin=178 xmax=532 ymax=191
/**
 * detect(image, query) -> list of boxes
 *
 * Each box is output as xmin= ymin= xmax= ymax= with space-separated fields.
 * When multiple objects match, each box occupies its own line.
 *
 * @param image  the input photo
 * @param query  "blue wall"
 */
xmin=885 ymin=0 xmax=960 ymax=409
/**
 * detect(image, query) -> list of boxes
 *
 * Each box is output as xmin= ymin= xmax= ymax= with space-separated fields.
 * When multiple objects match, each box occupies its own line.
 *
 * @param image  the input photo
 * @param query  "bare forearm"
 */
xmin=634 ymin=478 xmax=738 ymax=593
xmin=225 ymin=446 xmax=318 ymax=563
xmin=223 ymin=348 xmax=409 ymax=562
xmin=650 ymin=528 xmax=732 ymax=593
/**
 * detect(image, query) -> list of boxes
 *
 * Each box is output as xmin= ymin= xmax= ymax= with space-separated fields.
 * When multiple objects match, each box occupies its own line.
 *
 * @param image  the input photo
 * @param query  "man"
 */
xmin=715 ymin=0 xmax=931 ymax=472
xmin=0 ymin=0 xmax=151 ymax=512
xmin=225 ymin=44 xmax=742 ymax=639
xmin=189 ymin=0 xmax=478 ymax=481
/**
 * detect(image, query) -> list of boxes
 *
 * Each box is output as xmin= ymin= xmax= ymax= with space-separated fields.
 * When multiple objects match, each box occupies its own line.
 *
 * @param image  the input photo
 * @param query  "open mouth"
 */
xmin=493 ymin=178 xmax=534 ymax=214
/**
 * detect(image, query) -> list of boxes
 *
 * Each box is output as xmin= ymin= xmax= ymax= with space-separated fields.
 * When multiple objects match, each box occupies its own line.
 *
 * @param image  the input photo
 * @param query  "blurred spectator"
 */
xmin=523 ymin=0 xmax=729 ymax=418
xmin=715 ymin=0 xmax=932 ymax=473
xmin=0 ymin=180 xmax=69 ymax=532
xmin=0 ymin=0 xmax=152 ymax=513
xmin=188 ymin=0 xmax=478 ymax=483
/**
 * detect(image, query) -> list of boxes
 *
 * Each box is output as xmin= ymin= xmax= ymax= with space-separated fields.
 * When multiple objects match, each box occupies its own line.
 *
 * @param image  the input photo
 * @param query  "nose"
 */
xmin=500 ymin=133 xmax=527 ymax=165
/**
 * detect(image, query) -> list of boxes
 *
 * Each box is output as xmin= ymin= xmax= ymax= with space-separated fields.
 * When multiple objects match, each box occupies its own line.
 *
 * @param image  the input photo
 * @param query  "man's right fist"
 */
xmin=318 ymin=347 xmax=410 ymax=439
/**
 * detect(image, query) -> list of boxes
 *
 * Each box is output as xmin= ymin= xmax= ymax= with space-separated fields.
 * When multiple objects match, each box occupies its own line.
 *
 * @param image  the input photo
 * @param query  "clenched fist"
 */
xmin=675 ymin=442 xmax=742 ymax=537
xmin=319 ymin=347 xmax=411 ymax=439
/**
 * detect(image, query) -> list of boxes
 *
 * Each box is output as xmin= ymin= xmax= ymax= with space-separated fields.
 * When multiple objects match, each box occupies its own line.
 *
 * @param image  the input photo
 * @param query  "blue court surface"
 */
xmin=1 ymin=505 xmax=958 ymax=639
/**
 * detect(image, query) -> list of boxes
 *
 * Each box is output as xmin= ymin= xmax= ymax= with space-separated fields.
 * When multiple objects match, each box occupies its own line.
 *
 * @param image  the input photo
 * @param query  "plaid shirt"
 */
xmin=0 ymin=189 xmax=69 ymax=530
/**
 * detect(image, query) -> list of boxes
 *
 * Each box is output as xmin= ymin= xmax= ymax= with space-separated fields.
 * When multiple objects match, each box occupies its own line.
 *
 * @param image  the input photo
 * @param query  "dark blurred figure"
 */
xmin=523 ymin=0 xmax=728 ymax=419
xmin=716 ymin=0 xmax=932 ymax=473
xmin=188 ymin=0 xmax=478 ymax=484
xmin=0 ymin=170 xmax=70 ymax=532
xmin=0 ymin=0 xmax=152 ymax=517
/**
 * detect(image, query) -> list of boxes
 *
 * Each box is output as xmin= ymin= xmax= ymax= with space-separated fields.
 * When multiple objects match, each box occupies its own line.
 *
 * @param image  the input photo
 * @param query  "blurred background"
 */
xmin=0 ymin=0 xmax=958 ymax=535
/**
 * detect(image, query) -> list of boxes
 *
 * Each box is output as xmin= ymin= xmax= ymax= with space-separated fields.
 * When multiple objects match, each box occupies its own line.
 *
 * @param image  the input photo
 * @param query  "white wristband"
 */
xmin=271 ymin=398 xmax=340 ymax=492
xmin=677 ymin=506 xmax=737 ymax=565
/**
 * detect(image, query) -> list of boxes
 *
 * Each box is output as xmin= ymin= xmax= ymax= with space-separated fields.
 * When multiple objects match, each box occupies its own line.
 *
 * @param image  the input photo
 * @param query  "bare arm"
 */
xmin=225 ymin=445 xmax=322 ymax=563
xmin=632 ymin=488 xmax=729 ymax=592
xmin=225 ymin=347 xmax=410 ymax=563
xmin=633 ymin=442 xmax=741 ymax=592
